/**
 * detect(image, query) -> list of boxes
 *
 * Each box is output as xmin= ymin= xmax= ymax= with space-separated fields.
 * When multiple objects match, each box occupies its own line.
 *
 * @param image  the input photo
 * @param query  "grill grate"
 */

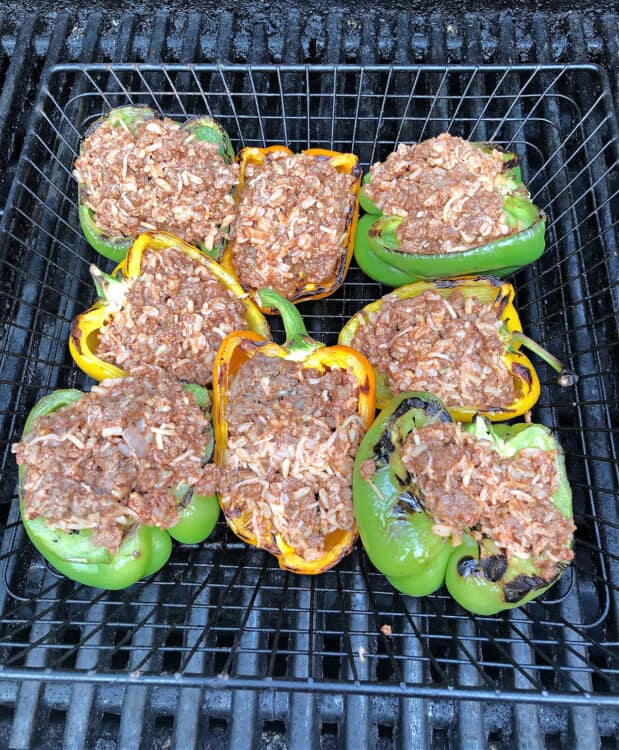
xmin=0 ymin=62 xmax=618 ymax=746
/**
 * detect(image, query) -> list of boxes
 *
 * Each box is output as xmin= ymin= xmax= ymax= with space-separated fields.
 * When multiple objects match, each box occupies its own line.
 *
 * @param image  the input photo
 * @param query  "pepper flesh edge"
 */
xmin=69 ymin=232 xmax=271 ymax=383
xmin=364 ymin=214 xmax=546 ymax=281
xmin=338 ymin=276 xmax=541 ymax=421
xmin=220 ymin=145 xmax=362 ymax=312
xmin=354 ymin=214 xmax=419 ymax=287
xmin=352 ymin=392 xmax=454 ymax=589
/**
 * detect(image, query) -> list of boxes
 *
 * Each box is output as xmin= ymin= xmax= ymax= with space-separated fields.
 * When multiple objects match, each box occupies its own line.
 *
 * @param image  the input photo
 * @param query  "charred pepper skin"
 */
xmin=69 ymin=232 xmax=271 ymax=384
xmin=339 ymin=276 xmax=578 ymax=419
xmin=353 ymin=392 xmax=574 ymax=614
xmin=76 ymin=105 xmax=236 ymax=262
xmin=212 ymin=288 xmax=376 ymax=574
xmin=17 ymin=386 xmax=220 ymax=590
xmin=220 ymin=146 xmax=362 ymax=313
xmin=354 ymin=145 xmax=546 ymax=285
xmin=352 ymin=392 xmax=454 ymax=597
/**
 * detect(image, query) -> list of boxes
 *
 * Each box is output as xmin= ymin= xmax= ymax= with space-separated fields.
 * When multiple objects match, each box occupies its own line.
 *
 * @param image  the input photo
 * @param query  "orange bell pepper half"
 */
xmin=220 ymin=145 xmax=362 ymax=313
xmin=213 ymin=288 xmax=376 ymax=574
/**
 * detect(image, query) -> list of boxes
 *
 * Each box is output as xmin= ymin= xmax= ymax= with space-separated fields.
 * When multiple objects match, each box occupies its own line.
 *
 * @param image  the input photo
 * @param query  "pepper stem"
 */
xmin=373 ymin=215 xmax=403 ymax=250
xmin=511 ymin=332 xmax=578 ymax=387
xmin=255 ymin=288 xmax=323 ymax=361
xmin=89 ymin=265 xmax=127 ymax=310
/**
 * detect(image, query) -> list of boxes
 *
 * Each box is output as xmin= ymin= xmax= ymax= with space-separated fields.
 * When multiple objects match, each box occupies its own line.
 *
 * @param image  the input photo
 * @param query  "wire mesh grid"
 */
xmin=0 ymin=63 xmax=617 ymax=703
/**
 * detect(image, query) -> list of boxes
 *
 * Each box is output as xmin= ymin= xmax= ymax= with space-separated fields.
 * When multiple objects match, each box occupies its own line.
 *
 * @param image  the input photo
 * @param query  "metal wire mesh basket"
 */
xmin=0 ymin=63 xmax=617 ymax=704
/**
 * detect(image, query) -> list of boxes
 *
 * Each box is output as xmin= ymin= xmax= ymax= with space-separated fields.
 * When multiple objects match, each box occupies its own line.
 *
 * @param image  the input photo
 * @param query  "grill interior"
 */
xmin=0 ymin=30 xmax=617 ymax=750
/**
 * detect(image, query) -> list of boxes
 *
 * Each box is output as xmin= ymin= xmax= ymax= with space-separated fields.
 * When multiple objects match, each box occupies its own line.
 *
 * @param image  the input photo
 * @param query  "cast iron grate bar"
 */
xmin=0 ymin=50 xmax=617 ymax=750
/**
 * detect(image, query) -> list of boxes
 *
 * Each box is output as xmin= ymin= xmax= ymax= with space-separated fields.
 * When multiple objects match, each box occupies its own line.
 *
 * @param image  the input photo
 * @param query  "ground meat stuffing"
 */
xmin=12 ymin=367 xmax=215 ymax=554
xmin=96 ymin=245 xmax=247 ymax=387
xmin=364 ymin=133 xmax=521 ymax=255
xmin=350 ymin=290 xmax=517 ymax=408
xmin=218 ymin=354 xmax=365 ymax=561
xmin=360 ymin=459 xmax=376 ymax=481
xmin=400 ymin=422 xmax=575 ymax=579
xmin=73 ymin=116 xmax=239 ymax=249
xmin=231 ymin=151 xmax=357 ymax=296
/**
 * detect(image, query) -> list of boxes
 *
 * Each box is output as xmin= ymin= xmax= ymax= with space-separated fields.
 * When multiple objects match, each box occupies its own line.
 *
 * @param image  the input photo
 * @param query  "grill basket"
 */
xmin=0 ymin=63 xmax=617 ymax=706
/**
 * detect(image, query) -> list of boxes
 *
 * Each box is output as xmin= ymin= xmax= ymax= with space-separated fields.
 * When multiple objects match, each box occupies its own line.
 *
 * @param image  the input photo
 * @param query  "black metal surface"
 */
xmin=3 ymin=1 xmax=618 ymax=13
xmin=0 ymin=8 xmax=616 ymax=750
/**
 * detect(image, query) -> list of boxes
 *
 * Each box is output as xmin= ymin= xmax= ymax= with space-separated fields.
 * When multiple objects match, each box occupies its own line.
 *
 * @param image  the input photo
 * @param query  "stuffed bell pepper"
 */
xmin=355 ymin=133 xmax=545 ymax=285
xmin=339 ymin=277 xmax=577 ymax=420
xmin=353 ymin=392 xmax=575 ymax=615
xmin=221 ymin=146 xmax=361 ymax=312
xmin=12 ymin=368 xmax=221 ymax=589
xmin=212 ymin=289 xmax=375 ymax=573
xmin=70 ymin=232 xmax=270 ymax=387
xmin=73 ymin=105 xmax=238 ymax=261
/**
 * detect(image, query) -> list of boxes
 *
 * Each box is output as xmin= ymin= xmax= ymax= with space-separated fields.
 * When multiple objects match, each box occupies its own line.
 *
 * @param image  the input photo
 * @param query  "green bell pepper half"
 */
xmin=353 ymin=391 xmax=574 ymax=614
xmin=77 ymin=105 xmax=236 ymax=263
xmin=17 ymin=385 xmax=220 ymax=590
xmin=355 ymin=145 xmax=546 ymax=286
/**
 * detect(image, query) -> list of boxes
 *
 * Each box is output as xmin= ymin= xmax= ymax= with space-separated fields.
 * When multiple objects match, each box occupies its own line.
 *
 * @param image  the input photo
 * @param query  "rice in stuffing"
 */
xmin=400 ymin=421 xmax=575 ymax=579
xmin=95 ymin=245 xmax=247 ymax=387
